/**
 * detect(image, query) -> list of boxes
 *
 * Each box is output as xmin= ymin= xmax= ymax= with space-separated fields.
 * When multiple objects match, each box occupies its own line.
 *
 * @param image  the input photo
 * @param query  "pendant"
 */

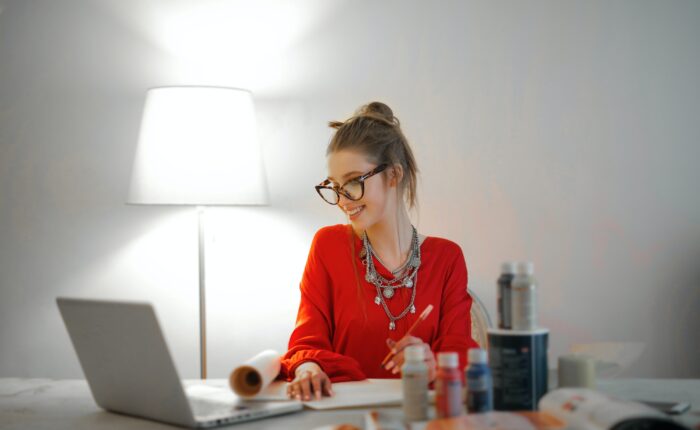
xmin=410 ymin=305 xmax=416 ymax=314
xmin=389 ymin=321 xmax=396 ymax=331
xmin=374 ymin=296 xmax=381 ymax=305
xmin=365 ymin=272 xmax=374 ymax=283
xmin=383 ymin=288 xmax=394 ymax=299
xmin=404 ymin=278 xmax=413 ymax=288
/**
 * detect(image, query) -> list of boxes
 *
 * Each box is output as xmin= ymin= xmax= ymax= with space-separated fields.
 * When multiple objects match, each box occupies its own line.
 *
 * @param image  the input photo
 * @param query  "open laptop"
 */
xmin=56 ymin=297 xmax=302 ymax=428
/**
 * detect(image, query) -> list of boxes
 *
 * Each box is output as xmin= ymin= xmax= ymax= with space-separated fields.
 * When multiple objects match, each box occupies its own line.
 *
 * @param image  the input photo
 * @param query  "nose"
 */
xmin=337 ymin=192 xmax=353 ymax=207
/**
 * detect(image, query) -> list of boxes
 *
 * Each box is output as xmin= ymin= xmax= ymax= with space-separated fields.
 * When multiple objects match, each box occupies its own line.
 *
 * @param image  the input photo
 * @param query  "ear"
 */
xmin=389 ymin=164 xmax=404 ymax=187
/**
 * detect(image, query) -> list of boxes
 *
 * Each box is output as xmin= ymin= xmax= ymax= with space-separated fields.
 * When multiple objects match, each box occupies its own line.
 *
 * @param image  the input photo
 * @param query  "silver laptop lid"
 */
xmin=57 ymin=297 xmax=196 ymax=428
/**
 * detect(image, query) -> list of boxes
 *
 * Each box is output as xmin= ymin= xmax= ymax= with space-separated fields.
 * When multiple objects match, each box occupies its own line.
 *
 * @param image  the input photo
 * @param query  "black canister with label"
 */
xmin=488 ymin=328 xmax=549 ymax=411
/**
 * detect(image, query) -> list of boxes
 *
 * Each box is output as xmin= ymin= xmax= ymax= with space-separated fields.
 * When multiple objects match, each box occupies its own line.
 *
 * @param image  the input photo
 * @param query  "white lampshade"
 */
xmin=128 ymin=86 xmax=268 ymax=205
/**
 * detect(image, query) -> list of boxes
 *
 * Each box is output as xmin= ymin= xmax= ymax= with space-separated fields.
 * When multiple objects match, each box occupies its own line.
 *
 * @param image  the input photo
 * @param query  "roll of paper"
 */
xmin=229 ymin=350 xmax=281 ymax=398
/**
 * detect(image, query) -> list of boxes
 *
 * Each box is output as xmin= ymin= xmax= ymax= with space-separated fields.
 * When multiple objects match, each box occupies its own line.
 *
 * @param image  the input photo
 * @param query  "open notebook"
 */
xmin=186 ymin=379 xmax=404 ymax=410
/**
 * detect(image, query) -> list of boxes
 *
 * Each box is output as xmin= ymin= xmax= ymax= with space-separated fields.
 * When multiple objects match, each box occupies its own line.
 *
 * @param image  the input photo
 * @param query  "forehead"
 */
xmin=327 ymin=150 xmax=375 ymax=181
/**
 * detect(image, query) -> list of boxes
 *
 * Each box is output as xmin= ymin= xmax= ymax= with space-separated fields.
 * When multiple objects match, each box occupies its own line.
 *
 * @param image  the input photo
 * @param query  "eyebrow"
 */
xmin=327 ymin=171 xmax=363 ymax=182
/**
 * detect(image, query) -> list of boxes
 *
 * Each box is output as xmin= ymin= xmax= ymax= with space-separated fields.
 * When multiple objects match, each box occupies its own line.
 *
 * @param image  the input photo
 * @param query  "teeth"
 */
xmin=347 ymin=206 xmax=364 ymax=216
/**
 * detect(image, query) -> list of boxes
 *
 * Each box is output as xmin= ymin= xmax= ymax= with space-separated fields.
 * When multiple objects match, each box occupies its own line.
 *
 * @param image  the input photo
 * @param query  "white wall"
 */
xmin=0 ymin=0 xmax=698 ymax=379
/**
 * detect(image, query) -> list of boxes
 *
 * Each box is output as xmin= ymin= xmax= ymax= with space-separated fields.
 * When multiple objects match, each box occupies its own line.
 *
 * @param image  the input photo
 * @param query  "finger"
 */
xmin=393 ymin=335 xmax=423 ymax=353
xmin=322 ymin=375 xmax=334 ymax=397
xmin=427 ymin=365 xmax=437 ymax=382
xmin=423 ymin=347 xmax=437 ymax=382
xmin=299 ymin=372 xmax=312 ymax=401
xmin=423 ymin=343 xmax=435 ymax=361
xmin=391 ymin=350 xmax=405 ymax=374
xmin=386 ymin=338 xmax=397 ymax=352
xmin=425 ymin=353 xmax=436 ymax=368
xmin=290 ymin=381 xmax=302 ymax=400
xmin=386 ymin=350 xmax=405 ymax=374
xmin=394 ymin=350 xmax=406 ymax=367
xmin=311 ymin=374 xmax=323 ymax=400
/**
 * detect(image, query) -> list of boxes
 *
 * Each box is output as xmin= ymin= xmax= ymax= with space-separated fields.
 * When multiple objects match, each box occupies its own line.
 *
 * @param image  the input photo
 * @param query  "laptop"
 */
xmin=56 ymin=297 xmax=303 ymax=428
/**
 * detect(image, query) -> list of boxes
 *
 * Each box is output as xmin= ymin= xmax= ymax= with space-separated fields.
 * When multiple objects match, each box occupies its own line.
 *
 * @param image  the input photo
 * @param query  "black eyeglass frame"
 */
xmin=315 ymin=163 xmax=389 ymax=205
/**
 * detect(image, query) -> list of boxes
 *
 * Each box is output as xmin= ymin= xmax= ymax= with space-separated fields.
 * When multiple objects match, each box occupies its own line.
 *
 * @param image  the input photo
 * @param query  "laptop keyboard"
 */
xmin=189 ymin=398 xmax=242 ymax=418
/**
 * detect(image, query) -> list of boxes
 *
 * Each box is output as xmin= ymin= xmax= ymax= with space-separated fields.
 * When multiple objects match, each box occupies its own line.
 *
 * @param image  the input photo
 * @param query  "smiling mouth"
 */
xmin=346 ymin=206 xmax=365 ymax=217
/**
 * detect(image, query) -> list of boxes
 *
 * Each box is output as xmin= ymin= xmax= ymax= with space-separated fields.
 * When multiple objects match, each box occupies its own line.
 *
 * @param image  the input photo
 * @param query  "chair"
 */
xmin=469 ymin=289 xmax=493 ymax=349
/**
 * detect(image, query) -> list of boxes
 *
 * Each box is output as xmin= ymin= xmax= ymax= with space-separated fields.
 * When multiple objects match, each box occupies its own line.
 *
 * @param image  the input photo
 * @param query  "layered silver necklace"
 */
xmin=361 ymin=226 xmax=422 ymax=330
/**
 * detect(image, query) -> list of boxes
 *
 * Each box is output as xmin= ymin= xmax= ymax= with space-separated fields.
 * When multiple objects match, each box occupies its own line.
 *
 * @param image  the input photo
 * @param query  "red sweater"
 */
xmin=280 ymin=224 xmax=478 ymax=381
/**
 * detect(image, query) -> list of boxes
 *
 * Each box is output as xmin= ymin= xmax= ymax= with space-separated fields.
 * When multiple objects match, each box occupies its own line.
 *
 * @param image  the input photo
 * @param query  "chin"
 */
xmin=349 ymin=216 xmax=375 ymax=232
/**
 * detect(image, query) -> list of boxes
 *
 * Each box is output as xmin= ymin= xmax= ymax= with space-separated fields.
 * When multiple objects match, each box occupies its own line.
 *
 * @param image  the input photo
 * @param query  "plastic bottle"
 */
xmin=497 ymin=262 xmax=516 ymax=329
xmin=465 ymin=348 xmax=493 ymax=413
xmin=401 ymin=345 xmax=429 ymax=422
xmin=435 ymin=352 xmax=463 ymax=418
xmin=511 ymin=261 xmax=537 ymax=330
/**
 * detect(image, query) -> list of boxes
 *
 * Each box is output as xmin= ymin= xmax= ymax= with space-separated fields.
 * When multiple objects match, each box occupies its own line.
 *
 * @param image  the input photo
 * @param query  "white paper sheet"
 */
xmin=246 ymin=378 xmax=404 ymax=409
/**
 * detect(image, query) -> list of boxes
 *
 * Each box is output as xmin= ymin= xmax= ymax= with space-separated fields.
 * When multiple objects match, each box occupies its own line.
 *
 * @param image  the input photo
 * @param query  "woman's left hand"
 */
xmin=384 ymin=336 xmax=437 ymax=381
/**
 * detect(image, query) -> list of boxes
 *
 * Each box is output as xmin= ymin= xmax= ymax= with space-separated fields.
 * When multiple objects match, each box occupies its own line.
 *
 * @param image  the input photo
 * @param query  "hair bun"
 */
xmin=358 ymin=101 xmax=399 ymax=126
xmin=328 ymin=120 xmax=345 ymax=129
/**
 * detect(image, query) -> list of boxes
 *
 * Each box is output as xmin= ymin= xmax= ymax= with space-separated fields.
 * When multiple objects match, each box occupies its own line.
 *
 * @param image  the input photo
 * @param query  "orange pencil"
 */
xmin=380 ymin=304 xmax=434 ymax=367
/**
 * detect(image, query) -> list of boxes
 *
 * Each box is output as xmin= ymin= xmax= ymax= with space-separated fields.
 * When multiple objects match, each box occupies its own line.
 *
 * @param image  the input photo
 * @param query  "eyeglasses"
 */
xmin=315 ymin=164 xmax=388 ymax=205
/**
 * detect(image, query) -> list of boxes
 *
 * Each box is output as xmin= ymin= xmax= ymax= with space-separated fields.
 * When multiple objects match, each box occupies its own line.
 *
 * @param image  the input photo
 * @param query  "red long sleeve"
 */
xmin=279 ymin=224 xmax=478 ymax=381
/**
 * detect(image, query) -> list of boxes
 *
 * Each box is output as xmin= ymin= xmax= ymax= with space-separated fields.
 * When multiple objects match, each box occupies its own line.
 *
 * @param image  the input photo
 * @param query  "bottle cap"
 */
xmin=468 ymin=348 xmax=488 ymax=364
xmin=516 ymin=261 xmax=534 ymax=275
xmin=404 ymin=345 xmax=425 ymax=362
xmin=501 ymin=261 xmax=516 ymax=274
xmin=437 ymin=352 xmax=459 ymax=368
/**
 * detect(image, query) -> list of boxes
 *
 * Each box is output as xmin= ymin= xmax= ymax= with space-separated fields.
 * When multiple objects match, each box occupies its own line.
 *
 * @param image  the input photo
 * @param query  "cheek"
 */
xmin=362 ymin=186 xmax=388 ymax=213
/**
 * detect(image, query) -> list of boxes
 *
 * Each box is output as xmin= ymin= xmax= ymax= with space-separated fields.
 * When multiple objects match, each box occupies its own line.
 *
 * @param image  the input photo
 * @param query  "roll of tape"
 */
xmin=558 ymin=354 xmax=596 ymax=389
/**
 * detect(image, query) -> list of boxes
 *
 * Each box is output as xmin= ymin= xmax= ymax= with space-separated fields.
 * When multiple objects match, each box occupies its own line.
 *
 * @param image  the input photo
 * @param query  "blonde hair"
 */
xmin=327 ymin=102 xmax=419 ymax=209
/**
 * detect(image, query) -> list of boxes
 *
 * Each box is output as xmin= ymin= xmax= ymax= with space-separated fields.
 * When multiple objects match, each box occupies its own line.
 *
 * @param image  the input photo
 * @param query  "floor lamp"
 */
xmin=127 ymin=86 xmax=268 ymax=379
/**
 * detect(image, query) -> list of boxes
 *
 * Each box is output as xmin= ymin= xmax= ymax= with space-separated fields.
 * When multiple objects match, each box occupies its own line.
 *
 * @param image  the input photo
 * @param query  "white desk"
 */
xmin=1 ymin=378 xmax=699 ymax=429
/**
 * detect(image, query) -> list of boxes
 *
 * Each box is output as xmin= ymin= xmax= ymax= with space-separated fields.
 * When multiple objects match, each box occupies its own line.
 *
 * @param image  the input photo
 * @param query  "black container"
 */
xmin=488 ymin=328 xmax=549 ymax=411
xmin=497 ymin=270 xmax=515 ymax=329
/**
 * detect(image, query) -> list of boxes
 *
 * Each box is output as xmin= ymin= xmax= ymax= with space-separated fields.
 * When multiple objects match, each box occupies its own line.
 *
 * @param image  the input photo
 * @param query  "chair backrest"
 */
xmin=469 ymin=289 xmax=493 ymax=350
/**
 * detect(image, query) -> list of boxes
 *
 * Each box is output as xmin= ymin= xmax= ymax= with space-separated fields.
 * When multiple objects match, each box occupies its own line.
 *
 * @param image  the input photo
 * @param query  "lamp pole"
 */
xmin=197 ymin=206 xmax=207 ymax=379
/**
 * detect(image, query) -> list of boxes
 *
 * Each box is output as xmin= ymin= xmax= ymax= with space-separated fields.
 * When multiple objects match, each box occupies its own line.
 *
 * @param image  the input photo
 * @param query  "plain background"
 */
xmin=0 ymin=0 xmax=698 ymax=379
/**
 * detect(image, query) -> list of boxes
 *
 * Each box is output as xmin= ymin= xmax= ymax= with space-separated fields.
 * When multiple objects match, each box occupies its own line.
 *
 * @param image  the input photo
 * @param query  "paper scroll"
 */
xmin=229 ymin=349 xmax=281 ymax=398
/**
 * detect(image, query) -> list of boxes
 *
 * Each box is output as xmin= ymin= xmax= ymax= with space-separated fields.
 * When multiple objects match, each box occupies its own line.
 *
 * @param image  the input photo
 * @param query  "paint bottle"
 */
xmin=497 ymin=261 xmax=516 ymax=329
xmin=511 ymin=261 xmax=537 ymax=330
xmin=435 ymin=352 xmax=463 ymax=419
xmin=401 ymin=345 xmax=429 ymax=422
xmin=465 ymin=348 xmax=493 ymax=413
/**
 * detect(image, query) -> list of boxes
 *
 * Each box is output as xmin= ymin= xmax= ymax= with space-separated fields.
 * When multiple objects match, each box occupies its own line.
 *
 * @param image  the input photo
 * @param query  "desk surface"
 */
xmin=1 ymin=378 xmax=700 ymax=429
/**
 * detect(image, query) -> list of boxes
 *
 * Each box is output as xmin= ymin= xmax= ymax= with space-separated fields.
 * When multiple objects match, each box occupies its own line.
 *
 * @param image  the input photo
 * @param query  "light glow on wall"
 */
xmin=108 ymin=0 xmax=341 ymax=93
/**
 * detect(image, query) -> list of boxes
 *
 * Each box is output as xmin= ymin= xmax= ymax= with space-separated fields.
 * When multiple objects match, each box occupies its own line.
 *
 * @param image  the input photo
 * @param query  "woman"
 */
xmin=281 ymin=102 xmax=478 ymax=401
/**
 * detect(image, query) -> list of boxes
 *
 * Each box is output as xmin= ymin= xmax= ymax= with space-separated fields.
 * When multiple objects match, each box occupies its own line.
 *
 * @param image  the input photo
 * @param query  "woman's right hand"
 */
xmin=286 ymin=361 xmax=334 ymax=401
